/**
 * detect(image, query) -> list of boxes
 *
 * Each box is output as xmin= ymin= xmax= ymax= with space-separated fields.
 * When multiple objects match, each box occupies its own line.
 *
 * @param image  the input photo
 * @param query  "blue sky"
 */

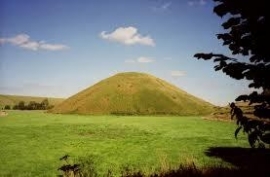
xmin=0 ymin=0 xmax=253 ymax=106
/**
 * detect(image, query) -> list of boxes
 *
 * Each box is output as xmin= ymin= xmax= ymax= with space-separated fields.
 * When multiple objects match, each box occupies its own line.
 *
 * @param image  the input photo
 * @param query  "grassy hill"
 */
xmin=0 ymin=94 xmax=65 ymax=109
xmin=50 ymin=72 xmax=214 ymax=115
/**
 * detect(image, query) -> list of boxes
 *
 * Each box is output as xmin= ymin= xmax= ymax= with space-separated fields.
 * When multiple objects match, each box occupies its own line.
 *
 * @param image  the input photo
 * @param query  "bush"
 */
xmin=4 ymin=105 xmax=11 ymax=110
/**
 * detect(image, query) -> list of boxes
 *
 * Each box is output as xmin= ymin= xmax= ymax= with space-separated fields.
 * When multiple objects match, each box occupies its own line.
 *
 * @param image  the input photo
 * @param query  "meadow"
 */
xmin=0 ymin=111 xmax=249 ymax=176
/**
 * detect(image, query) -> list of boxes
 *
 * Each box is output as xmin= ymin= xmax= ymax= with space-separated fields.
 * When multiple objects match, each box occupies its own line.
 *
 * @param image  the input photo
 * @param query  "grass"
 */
xmin=0 ymin=111 xmax=249 ymax=176
xmin=0 ymin=94 xmax=65 ymax=108
xmin=51 ymin=72 xmax=214 ymax=115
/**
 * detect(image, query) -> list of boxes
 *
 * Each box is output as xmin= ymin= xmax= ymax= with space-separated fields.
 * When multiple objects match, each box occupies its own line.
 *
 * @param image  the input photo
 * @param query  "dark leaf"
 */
xmin=235 ymin=126 xmax=242 ymax=139
xmin=213 ymin=4 xmax=228 ymax=17
xmin=59 ymin=154 xmax=69 ymax=161
xmin=236 ymin=119 xmax=240 ymax=126
xmin=248 ymin=132 xmax=257 ymax=148
xmin=214 ymin=65 xmax=223 ymax=71
xmin=220 ymin=60 xmax=227 ymax=67
xmin=223 ymin=41 xmax=231 ymax=45
xmin=194 ymin=53 xmax=214 ymax=60
xmin=261 ymin=133 xmax=270 ymax=144
xmin=258 ymin=142 xmax=265 ymax=149
xmin=241 ymin=49 xmax=249 ymax=56
xmin=222 ymin=17 xmax=241 ymax=29
xmin=71 ymin=164 xmax=80 ymax=171
xmin=216 ymin=33 xmax=231 ymax=40
xmin=254 ymin=107 xmax=270 ymax=119
xmin=262 ymin=123 xmax=270 ymax=131
xmin=213 ymin=57 xmax=228 ymax=62
xmin=235 ymin=95 xmax=249 ymax=101
xmin=58 ymin=164 xmax=73 ymax=172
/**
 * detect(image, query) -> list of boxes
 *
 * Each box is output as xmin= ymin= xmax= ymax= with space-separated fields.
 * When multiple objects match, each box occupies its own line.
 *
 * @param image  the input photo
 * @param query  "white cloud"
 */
xmin=21 ymin=41 xmax=40 ymax=51
xmin=137 ymin=57 xmax=154 ymax=63
xmin=4 ymin=34 xmax=30 ymax=45
xmin=188 ymin=0 xmax=206 ymax=6
xmin=170 ymin=70 xmax=186 ymax=77
xmin=100 ymin=26 xmax=155 ymax=46
xmin=199 ymin=0 xmax=206 ymax=5
xmin=40 ymin=43 xmax=69 ymax=51
xmin=161 ymin=2 xmax=172 ymax=10
xmin=0 ymin=39 xmax=5 ymax=44
xmin=0 ymin=34 xmax=69 ymax=51
xmin=152 ymin=2 xmax=172 ymax=11
xmin=125 ymin=57 xmax=155 ymax=64
xmin=124 ymin=59 xmax=136 ymax=63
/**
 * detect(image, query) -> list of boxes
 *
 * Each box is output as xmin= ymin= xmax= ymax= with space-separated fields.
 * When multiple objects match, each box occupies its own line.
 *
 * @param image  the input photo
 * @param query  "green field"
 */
xmin=0 ymin=111 xmax=248 ymax=176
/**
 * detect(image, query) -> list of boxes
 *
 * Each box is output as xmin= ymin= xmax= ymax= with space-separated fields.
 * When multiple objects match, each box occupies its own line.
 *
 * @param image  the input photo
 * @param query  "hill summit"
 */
xmin=50 ymin=72 xmax=214 ymax=115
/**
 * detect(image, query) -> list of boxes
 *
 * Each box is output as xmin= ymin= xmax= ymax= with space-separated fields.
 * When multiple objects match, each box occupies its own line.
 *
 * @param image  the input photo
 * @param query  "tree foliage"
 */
xmin=194 ymin=0 xmax=270 ymax=147
xmin=12 ymin=98 xmax=53 ymax=110
xmin=230 ymin=102 xmax=270 ymax=148
xmin=4 ymin=105 xmax=11 ymax=110
xmin=18 ymin=101 xmax=26 ymax=110
xmin=41 ymin=98 xmax=49 ymax=110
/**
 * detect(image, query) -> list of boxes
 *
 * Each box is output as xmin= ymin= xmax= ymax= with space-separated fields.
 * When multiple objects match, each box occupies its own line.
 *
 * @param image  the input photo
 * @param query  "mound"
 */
xmin=50 ymin=72 xmax=214 ymax=115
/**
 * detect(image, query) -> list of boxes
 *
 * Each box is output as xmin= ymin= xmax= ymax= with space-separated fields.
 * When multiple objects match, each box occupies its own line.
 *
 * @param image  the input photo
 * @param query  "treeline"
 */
xmin=4 ymin=98 xmax=54 ymax=110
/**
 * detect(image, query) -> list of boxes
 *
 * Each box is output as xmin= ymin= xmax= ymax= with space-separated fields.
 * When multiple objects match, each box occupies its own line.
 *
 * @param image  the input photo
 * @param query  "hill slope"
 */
xmin=50 ymin=72 xmax=214 ymax=115
xmin=0 ymin=94 xmax=65 ymax=108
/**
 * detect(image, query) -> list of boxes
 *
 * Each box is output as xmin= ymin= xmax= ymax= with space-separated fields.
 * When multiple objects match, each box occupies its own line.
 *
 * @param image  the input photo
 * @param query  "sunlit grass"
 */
xmin=0 ymin=111 xmax=248 ymax=176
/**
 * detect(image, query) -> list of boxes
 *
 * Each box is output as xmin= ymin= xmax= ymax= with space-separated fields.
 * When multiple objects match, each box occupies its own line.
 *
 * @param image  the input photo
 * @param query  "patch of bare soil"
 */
xmin=0 ymin=111 xmax=8 ymax=116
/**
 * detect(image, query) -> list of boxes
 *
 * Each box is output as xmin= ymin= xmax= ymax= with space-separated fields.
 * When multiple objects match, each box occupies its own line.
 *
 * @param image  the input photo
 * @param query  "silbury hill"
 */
xmin=50 ymin=72 xmax=214 ymax=115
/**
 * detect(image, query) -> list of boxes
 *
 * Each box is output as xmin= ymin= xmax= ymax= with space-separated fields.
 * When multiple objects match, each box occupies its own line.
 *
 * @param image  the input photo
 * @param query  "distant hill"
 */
xmin=0 ymin=94 xmax=65 ymax=109
xmin=50 ymin=72 xmax=214 ymax=115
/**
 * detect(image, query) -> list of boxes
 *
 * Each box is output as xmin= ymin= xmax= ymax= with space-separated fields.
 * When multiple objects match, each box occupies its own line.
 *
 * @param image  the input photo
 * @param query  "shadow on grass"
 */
xmin=120 ymin=147 xmax=270 ymax=177
xmin=60 ymin=148 xmax=270 ymax=177
xmin=205 ymin=146 xmax=270 ymax=169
